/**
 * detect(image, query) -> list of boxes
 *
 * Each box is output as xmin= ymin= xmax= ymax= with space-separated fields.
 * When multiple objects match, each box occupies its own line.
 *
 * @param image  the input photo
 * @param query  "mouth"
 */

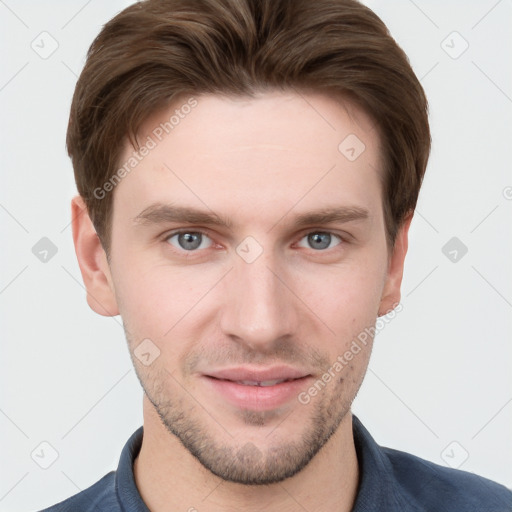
xmin=204 ymin=365 xmax=311 ymax=382
xmin=201 ymin=366 xmax=312 ymax=411
xmin=214 ymin=378 xmax=297 ymax=387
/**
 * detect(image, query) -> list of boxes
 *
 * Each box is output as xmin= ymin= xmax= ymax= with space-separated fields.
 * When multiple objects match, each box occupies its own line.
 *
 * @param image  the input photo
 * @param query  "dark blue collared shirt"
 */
xmin=37 ymin=415 xmax=512 ymax=511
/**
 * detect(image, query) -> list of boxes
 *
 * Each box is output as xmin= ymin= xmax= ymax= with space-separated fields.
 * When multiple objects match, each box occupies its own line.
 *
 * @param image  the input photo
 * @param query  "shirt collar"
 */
xmin=114 ymin=415 xmax=405 ymax=511
xmin=350 ymin=415 xmax=407 ymax=511
xmin=115 ymin=425 xmax=149 ymax=512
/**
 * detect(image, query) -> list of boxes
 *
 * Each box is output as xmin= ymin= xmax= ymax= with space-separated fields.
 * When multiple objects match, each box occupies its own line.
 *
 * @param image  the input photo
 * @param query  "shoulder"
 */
xmin=383 ymin=446 xmax=512 ymax=511
xmin=35 ymin=471 xmax=119 ymax=512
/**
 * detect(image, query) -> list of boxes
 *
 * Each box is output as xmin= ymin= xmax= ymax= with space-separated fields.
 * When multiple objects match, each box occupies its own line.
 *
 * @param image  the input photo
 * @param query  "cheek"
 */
xmin=112 ymin=256 xmax=222 ymax=340
xmin=295 ymin=255 xmax=385 ymax=337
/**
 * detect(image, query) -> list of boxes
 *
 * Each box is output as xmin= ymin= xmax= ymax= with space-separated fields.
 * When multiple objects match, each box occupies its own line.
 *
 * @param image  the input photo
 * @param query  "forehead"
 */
xmin=113 ymin=90 xmax=383 ymax=229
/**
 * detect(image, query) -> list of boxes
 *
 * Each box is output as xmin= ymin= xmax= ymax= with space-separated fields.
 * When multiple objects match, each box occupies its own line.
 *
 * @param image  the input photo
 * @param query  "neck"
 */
xmin=133 ymin=396 xmax=359 ymax=512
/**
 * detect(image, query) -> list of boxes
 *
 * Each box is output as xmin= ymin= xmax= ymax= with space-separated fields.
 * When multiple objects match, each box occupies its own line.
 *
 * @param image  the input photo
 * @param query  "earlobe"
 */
xmin=71 ymin=195 xmax=120 ymax=317
xmin=378 ymin=211 xmax=413 ymax=317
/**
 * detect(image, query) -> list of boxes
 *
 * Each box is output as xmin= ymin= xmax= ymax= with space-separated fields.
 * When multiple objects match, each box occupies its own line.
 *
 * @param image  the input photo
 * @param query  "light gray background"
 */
xmin=1 ymin=1 xmax=511 ymax=510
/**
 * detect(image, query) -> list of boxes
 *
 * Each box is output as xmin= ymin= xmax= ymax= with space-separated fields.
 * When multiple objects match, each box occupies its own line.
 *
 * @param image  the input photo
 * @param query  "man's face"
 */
xmin=101 ymin=90 xmax=399 ymax=484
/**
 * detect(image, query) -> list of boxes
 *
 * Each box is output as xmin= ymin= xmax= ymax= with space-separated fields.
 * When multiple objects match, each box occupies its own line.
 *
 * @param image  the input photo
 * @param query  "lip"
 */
xmin=201 ymin=366 xmax=312 ymax=411
xmin=205 ymin=365 xmax=310 ymax=382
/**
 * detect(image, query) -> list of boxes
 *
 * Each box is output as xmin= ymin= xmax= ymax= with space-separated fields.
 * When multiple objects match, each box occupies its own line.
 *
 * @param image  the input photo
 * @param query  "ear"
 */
xmin=378 ymin=211 xmax=413 ymax=316
xmin=71 ymin=195 xmax=119 ymax=317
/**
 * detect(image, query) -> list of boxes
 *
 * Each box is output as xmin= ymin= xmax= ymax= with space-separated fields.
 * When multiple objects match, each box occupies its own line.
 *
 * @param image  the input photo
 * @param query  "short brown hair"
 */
xmin=67 ymin=0 xmax=431 ymax=255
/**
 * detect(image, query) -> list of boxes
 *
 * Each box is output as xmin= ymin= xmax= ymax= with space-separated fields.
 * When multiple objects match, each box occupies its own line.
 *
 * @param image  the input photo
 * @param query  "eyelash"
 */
xmin=162 ymin=229 xmax=347 ymax=256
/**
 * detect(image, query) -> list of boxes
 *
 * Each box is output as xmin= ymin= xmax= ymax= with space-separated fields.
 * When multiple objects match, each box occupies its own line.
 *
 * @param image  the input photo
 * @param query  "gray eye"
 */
xmin=167 ymin=232 xmax=212 ymax=251
xmin=298 ymin=232 xmax=341 ymax=251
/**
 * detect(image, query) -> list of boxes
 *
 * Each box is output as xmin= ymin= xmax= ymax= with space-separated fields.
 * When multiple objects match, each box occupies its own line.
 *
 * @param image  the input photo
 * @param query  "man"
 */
xmin=40 ymin=0 xmax=512 ymax=510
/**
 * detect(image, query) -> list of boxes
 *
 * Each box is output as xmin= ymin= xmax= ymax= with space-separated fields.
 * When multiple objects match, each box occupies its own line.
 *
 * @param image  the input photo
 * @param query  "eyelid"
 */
xmin=295 ymin=227 xmax=350 ymax=241
xmin=164 ymin=228 xmax=212 ymax=239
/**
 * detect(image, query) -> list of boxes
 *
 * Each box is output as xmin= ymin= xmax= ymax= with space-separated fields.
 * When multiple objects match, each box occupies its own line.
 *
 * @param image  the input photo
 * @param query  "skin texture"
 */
xmin=72 ymin=90 xmax=412 ymax=512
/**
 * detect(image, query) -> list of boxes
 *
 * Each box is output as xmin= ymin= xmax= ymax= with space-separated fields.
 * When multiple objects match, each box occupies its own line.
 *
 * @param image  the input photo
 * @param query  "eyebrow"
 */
xmin=133 ymin=203 xmax=370 ymax=230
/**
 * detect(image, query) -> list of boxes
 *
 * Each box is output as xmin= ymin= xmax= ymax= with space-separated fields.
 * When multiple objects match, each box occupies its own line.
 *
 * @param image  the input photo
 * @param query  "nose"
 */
xmin=219 ymin=244 xmax=299 ymax=351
